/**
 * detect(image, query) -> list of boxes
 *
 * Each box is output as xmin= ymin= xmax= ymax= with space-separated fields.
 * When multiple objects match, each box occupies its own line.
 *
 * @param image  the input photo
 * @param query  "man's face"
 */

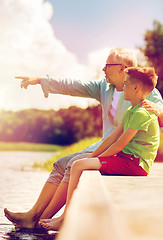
xmin=103 ymin=55 xmax=126 ymax=91
xmin=103 ymin=64 xmax=121 ymax=84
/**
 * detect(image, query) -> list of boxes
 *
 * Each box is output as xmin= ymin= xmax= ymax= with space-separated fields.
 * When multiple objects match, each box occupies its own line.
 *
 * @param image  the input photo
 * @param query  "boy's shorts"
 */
xmin=98 ymin=151 xmax=148 ymax=176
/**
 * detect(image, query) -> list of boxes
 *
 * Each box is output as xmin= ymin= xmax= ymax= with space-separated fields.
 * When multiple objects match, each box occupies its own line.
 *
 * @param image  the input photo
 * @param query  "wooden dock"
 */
xmin=56 ymin=163 xmax=163 ymax=240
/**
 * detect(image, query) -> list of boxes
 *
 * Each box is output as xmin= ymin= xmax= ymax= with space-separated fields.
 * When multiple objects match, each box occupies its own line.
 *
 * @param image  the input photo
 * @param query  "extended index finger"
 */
xmin=15 ymin=76 xmax=28 ymax=80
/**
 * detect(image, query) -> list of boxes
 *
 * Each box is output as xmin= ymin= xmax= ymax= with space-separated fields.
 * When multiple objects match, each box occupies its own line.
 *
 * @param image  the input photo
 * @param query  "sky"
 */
xmin=0 ymin=0 xmax=162 ymax=111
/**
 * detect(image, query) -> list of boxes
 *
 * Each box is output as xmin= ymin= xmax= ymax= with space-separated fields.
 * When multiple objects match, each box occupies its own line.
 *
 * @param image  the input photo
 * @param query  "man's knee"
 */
xmin=46 ymin=165 xmax=64 ymax=186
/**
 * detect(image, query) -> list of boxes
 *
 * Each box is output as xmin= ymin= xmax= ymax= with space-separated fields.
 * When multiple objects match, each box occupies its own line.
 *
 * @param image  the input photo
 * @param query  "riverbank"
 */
xmin=0 ymin=142 xmax=61 ymax=152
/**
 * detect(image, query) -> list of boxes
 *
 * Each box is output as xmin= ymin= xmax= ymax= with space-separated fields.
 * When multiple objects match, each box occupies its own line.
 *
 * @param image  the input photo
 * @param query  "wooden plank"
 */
xmin=102 ymin=163 xmax=163 ymax=240
xmin=57 ymin=171 xmax=124 ymax=240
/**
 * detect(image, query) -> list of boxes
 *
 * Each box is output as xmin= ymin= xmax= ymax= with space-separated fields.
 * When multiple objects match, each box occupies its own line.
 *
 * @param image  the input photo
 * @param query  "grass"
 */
xmin=159 ymin=130 xmax=163 ymax=154
xmin=155 ymin=130 xmax=163 ymax=162
xmin=34 ymin=131 xmax=163 ymax=170
xmin=33 ymin=137 xmax=101 ymax=171
xmin=0 ymin=141 xmax=61 ymax=152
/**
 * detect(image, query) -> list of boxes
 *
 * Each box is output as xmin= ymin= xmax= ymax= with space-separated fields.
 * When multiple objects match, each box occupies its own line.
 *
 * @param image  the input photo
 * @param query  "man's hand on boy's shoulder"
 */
xmin=140 ymin=100 xmax=163 ymax=127
xmin=140 ymin=100 xmax=161 ymax=116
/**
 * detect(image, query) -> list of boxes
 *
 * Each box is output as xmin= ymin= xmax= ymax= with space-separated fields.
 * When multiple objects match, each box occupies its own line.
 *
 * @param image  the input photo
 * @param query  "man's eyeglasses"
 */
xmin=105 ymin=64 xmax=122 ymax=69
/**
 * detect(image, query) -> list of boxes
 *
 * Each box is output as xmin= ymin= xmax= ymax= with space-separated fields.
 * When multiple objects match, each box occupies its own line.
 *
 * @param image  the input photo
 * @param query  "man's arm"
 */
xmin=98 ymin=128 xmax=138 ymax=157
xmin=16 ymin=76 xmax=102 ymax=102
xmin=140 ymin=100 xmax=163 ymax=127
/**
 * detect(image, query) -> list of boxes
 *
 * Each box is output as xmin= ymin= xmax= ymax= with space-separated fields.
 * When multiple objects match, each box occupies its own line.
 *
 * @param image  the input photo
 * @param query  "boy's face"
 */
xmin=123 ymin=76 xmax=136 ymax=101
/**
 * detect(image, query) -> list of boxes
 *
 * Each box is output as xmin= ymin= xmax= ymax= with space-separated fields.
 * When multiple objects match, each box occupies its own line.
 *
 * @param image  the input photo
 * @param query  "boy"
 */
xmin=39 ymin=67 xmax=160 ymax=230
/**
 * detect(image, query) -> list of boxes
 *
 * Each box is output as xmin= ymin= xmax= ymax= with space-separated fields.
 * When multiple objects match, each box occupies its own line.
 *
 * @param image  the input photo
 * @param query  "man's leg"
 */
xmin=4 ymin=182 xmax=58 ymax=228
xmin=4 ymin=151 xmax=84 ymax=228
xmin=39 ymin=152 xmax=91 ymax=220
xmin=39 ymin=182 xmax=68 ymax=220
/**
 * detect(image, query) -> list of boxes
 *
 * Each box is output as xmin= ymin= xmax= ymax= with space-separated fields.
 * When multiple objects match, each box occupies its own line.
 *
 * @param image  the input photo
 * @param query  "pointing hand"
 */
xmin=15 ymin=76 xmax=41 ymax=89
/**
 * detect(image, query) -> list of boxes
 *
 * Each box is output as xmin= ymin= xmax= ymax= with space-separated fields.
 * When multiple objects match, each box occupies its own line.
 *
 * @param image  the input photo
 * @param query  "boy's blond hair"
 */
xmin=125 ymin=67 xmax=158 ymax=92
xmin=109 ymin=48 xmax=137 ymax=67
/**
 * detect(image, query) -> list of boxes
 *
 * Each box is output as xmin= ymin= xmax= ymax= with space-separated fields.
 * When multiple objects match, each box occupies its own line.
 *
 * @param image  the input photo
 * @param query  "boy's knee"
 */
xmin=71 ymin=159 xmax=84 ymax=173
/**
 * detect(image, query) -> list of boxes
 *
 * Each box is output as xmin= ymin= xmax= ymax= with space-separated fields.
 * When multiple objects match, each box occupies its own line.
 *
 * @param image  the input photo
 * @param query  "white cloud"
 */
xmin=42 ymin=1 xmax=53 ymax=21
xmin=0 ymin=0 xmax=111 ymax=111
xmin=0 ymin=0 xmax=81 ymax=77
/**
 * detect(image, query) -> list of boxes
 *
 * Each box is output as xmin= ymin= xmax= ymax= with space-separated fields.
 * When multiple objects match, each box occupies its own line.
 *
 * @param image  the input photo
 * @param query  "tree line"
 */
xmin=0 ymin=105 xmax=102 ymax=145
xmin=141 ymin=20 xmax=163 ymax=96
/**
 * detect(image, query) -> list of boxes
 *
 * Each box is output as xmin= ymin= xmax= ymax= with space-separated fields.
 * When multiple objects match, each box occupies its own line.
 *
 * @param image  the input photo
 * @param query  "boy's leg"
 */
xmin=61 ymin=152 xmax=91 ymax=183
xmin=66 ymin=157 xmax=102 ymax=207
xmin=39 ymin=157 xmax=102 ymax=231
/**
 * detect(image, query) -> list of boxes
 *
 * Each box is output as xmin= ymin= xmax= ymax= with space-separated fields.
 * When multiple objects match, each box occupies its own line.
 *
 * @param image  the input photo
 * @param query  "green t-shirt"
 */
xmin=120 ymin=103 xmax=160 ymax=174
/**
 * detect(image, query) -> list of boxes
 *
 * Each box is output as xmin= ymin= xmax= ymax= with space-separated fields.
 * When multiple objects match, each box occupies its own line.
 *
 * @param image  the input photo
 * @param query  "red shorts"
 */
xmin=98 ymin=152 xmax=148 ymax=176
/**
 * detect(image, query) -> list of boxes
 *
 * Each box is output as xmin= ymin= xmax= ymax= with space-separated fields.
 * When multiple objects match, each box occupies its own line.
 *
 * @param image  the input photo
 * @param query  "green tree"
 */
xmin=0 ymin=105 xmax=102 ymax=145
xmin=141 ymin=20 xmax=163 ymax=95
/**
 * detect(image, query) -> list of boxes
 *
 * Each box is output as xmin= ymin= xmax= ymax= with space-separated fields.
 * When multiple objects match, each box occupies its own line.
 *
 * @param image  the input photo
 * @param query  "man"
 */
xmin=4 ymin=48 xmax=163 ymax=229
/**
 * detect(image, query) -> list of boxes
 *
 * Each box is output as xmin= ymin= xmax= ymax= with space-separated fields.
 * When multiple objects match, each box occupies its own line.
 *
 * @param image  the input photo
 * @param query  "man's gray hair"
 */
xmin=109 ymin=48 xmax=137 ymax=67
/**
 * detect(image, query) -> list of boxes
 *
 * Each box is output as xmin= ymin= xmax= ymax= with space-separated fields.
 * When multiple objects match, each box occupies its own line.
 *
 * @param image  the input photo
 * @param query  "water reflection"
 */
xmin=0 ymin=151 xmax=55 ymax=240
xmin=2 ymin=227 xmax=57 ymax=240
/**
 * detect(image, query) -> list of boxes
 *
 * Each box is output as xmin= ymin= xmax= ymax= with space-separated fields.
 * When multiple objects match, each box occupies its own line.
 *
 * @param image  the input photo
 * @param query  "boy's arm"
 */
xmin=98 ymin=128 xmax=138 ymax=157
xmin=88 ymin=124 xmax=124 ymax=158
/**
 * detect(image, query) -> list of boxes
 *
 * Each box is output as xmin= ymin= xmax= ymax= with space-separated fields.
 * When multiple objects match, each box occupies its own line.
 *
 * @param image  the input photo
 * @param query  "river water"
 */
xmin=0 ymin=151 xmax=58 ymax=240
